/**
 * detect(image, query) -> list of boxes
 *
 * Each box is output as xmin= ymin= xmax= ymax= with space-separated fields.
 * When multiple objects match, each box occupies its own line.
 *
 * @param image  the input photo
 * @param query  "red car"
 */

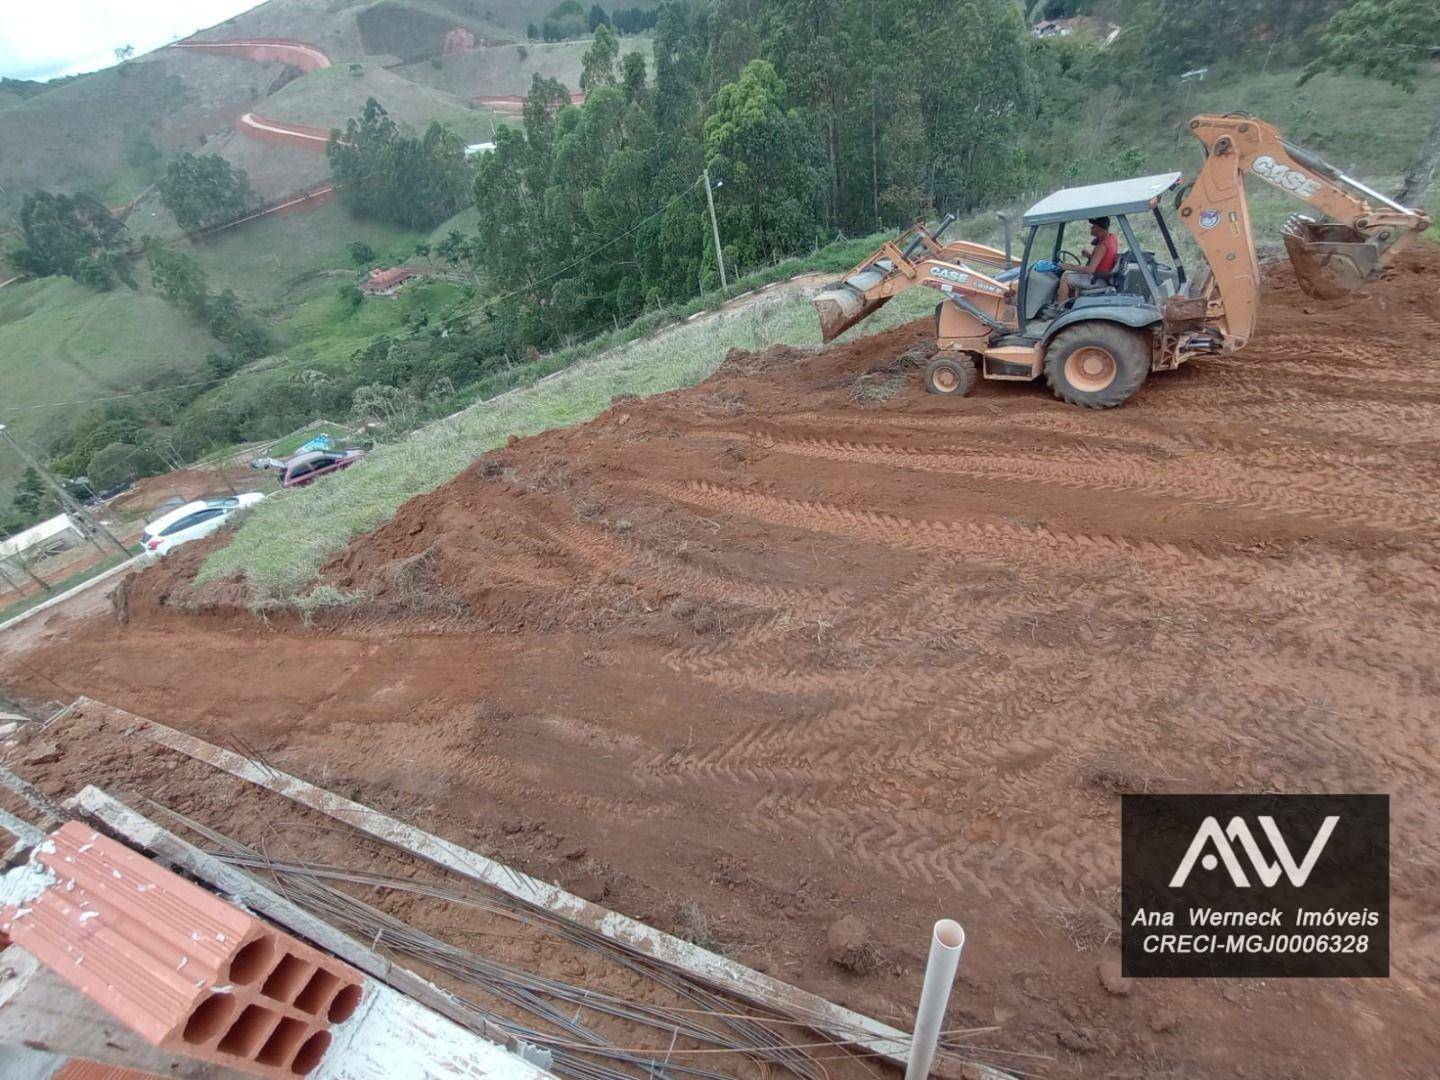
xmin=276 ymin=448 xmax=366 ymax=489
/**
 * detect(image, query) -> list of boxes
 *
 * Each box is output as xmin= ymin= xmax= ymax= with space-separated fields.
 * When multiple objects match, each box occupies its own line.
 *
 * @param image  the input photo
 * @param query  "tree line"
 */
xmin=458 ymin=0 xmax=1423 ymax=355
xmin=471 ymin=0 xmax=1037 ymax=353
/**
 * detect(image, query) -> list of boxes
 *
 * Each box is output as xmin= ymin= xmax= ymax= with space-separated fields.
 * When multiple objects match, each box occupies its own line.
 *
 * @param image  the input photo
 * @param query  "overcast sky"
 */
xmin=0 ymin=1 xmax=261 ymax=82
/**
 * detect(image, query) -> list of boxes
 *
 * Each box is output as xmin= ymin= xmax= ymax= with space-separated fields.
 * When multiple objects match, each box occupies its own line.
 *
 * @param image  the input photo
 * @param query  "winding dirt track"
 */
xmin=4 ymin=252 xmax=1440 ymax=1077
xmin=171 ymin=38 xmax=331 ymax=72
xmin=169 ymin=39 xmax=334 ymax=153
xmin=236 ymin=111 xmax=331 ymax=151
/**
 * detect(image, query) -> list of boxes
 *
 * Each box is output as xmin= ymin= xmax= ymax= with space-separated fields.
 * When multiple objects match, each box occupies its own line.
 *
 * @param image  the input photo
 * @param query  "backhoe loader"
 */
xmin=811 ymin=114 xmax=1431 ymax=408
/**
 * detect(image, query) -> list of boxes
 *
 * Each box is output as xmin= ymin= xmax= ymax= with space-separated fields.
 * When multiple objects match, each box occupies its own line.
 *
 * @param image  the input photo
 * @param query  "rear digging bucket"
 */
xmin=813 ymin=287 xmax=886 ymax=343
xmin=1282 ymin=216 xmax=1382 ymax=300
xmin=812 ymin=265 xmax=895 ymax=342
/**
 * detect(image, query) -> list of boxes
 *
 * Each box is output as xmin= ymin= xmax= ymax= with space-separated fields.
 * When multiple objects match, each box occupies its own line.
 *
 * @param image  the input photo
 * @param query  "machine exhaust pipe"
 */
xmin=996 ymin=211 xmax=1012 ymax=267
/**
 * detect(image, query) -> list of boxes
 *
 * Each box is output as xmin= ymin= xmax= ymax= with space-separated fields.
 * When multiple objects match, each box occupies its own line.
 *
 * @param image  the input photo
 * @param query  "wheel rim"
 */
xmin=931 ymin=364 xmax=960 ymax=393
xmin=1064 ymin=346 xmax=1117 ymax=393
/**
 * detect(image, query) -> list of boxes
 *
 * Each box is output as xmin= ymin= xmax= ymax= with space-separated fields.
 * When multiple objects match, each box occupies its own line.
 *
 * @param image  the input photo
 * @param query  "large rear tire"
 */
xmin=924 ymin=354 xmax=977 ymax=397
xmin=1043 ymin=323 xmax=1151 ymax=409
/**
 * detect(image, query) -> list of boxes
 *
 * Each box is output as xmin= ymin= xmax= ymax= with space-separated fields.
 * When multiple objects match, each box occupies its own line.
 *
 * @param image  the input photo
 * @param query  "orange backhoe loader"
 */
xmin=812 ymin=114 xmax=1431 ymax=408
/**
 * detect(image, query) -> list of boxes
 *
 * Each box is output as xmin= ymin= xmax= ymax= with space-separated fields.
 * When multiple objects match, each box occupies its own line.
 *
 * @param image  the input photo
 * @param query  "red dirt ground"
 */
xmin=4 ymin=250 xmax=1440 ymax=1077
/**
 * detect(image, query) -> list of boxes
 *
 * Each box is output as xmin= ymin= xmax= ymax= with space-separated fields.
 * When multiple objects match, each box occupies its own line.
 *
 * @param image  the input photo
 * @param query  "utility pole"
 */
xmin=0 ymin=558 xmax=47 ymax=597
xmin=0 ymin=424 xmax=131 ymax=559
xmin=703 ymin=168 xmax=728 ymax=291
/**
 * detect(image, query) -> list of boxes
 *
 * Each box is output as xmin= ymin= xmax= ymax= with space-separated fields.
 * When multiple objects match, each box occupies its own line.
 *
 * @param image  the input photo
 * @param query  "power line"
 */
xmin=0 ymin=372 xmax=265 ymax=417
xmin=0 ymin=423 xmax=132 ymax=557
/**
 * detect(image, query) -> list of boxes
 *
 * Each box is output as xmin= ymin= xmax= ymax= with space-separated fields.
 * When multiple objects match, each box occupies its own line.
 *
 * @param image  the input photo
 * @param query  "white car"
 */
xmin=140 ymin=493 xmax=265 ymax=557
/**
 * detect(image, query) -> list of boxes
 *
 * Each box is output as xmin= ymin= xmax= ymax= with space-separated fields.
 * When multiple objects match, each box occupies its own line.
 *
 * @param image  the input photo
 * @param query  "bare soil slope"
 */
xmin=5 ymin=251 xmax=1440 ymax=1077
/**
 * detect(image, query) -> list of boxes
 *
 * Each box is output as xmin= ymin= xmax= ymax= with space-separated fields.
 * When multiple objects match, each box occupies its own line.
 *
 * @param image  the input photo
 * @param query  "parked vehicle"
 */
xmin=140 ymin=493 xmax=265 ymax=557
xmin=276 ymin=448 xmax=365 ymax=488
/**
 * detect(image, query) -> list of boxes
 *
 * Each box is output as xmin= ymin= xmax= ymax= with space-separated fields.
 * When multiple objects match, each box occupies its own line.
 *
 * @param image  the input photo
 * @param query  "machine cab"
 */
xmin=1004 ymin=172 xmax=1189 ymax=337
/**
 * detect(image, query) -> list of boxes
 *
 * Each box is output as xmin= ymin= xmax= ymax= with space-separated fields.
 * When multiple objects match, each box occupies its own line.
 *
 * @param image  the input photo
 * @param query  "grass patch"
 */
xmin=187 ymin=201 xmax=435 ymax=307
xmin=0 ymin=277 xmax=219 ymax=492
xmin=266 ymin=419 xmax=366 ymax=458
xmin=292 ymin=582 xmax=366 ymax=625
xmin=197 ymin=273 xmax=935 ymax=602
xmin=264 ymin=63 xmax=497 ymax=141
xmin=394 ymin=38 xmax=651 ymax=98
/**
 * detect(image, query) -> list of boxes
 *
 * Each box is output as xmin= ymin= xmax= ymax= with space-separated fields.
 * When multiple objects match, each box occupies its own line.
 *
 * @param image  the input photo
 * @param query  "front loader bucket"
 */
xmin=812 ymin=264 xmax=895 ymax=343
xmin=1282 ymin=215 xmax=1383 ymax=300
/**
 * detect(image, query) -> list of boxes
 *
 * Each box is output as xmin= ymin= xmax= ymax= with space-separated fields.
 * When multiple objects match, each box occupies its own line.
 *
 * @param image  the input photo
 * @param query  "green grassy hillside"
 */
xmin=188 ymin=200 xmax=440 ymax=306
xmin=0 ymin=278 xmax=220 ymax=487
xmin=356 ymin=0 xmax=654 ymax=49
xmin=395 ymin=37 xmax=652 ymax=97
xmin=263 ymin=62 xmax=496 ymax=138
xmin=190 ymin=0 xmax=369 ymax=61
xmin=1022 ymin=65 xmax=1440 ymax=239
xmin=0 ymin=52 xmax=289 ymax=224
xmin=192 ymin=0 xmax=654 ymax=57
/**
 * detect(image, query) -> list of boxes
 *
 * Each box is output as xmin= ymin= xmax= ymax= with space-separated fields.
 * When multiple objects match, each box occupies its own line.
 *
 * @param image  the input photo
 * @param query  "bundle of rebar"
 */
xmin=156 ymin=804 xmax=867 ymax=1080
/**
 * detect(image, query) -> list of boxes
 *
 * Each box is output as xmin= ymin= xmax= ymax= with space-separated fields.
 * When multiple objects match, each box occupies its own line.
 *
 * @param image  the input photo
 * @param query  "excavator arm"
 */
xmin=812 ymin=114 xmax=1429 ymax=351
xmin=812 ymin=215 xmax=1017 ymax=342
xmin=1179 ymin=114 xmax=1431 ymax=348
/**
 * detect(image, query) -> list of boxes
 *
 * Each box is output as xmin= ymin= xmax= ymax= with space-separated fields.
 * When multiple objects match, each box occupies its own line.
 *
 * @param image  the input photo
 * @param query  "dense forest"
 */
xmin=467 ymin=0 xmax=1360 ymax=352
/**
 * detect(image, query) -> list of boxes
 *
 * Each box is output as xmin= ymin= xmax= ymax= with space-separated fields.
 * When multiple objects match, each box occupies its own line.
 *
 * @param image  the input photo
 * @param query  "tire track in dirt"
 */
xmin=1208 ymin=354 xmax=1440 ymax=390
xmin=741 ymin=791 xmax=1116 ymax=905
xmin=700 ymin=431 xmax=1430 ymax=532
xmin=545 ymin=519 xmax=851 ymax=618
xmin=644 ymin=478 xmax=1225 ymax=566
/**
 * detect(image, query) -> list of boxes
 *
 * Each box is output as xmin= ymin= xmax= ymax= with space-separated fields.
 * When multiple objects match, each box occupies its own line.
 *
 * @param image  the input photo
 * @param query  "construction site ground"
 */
xmin=4 ymin=250 xmax=1440 ymax=1077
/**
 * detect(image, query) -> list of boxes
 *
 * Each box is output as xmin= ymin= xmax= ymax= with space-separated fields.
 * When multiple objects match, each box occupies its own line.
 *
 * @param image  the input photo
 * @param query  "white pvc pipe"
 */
xmin=904 ymin=919 xmax=966 ymax=1080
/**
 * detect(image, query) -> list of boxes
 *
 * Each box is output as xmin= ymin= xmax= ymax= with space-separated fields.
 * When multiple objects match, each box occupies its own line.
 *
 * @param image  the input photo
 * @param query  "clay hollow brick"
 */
xmin=0 ymin=822 xmax=364 ymax=1078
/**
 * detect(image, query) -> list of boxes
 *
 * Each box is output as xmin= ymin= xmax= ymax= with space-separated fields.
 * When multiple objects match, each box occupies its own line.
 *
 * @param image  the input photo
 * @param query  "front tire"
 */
xmin=924 ymin=354 xmax=977 ymax=397
xmin=1043 ymin=323 xmax=1150 ymax=408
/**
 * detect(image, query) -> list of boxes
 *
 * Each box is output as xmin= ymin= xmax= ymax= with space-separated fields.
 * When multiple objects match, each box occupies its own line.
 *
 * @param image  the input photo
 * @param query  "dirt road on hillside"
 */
xmin=4 ymin=251 xmax=1439 ymax=1077
xmin=171 ymin=38 xmax=331 ymax=72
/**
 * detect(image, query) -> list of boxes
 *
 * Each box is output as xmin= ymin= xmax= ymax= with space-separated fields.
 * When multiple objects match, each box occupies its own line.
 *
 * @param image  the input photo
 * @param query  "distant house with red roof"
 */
xmin=360 ymin=266 xmax=421 ymax=296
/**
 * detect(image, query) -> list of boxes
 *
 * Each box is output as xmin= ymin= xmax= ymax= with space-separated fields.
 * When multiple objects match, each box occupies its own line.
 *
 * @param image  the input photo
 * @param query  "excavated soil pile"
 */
xmin=7 ymin=250 xmax=1440 ymax=1077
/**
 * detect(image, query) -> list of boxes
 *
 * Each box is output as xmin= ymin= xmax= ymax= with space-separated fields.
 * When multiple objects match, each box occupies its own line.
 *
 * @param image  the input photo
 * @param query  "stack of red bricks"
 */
xmin=0 ymin=822 xmax=365 ymax=1078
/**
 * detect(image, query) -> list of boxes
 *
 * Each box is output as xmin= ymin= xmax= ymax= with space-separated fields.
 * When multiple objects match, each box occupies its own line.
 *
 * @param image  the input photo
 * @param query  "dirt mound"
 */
xmin=6 ymin=249 xmax=1440 ymax=1077
xmin=106 ymin=465 xmax=268 ymax=522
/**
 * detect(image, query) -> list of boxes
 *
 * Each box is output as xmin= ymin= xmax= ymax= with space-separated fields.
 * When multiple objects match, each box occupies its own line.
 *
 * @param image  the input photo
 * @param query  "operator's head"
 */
xmin=1088 ymin=216 xmax=1110 ymax=238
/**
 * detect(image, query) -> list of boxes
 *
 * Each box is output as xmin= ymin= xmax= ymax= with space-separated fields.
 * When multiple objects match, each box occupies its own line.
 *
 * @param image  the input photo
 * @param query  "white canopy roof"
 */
xmin=1023 ymin=172 xmax=1183 ymax=225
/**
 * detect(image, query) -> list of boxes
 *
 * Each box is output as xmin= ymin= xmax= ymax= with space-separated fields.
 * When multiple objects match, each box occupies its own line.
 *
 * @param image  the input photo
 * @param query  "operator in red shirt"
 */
xmin=1056 ymin=216 xmax=1119 ymax=303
